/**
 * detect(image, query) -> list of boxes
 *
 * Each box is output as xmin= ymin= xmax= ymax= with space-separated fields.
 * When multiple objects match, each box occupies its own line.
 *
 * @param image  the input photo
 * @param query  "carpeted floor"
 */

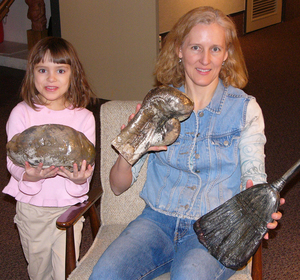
xmin=239 ymin=16 xmax=300 ymax=279
xmin=1 ymin=14 xmax=300 ymax=280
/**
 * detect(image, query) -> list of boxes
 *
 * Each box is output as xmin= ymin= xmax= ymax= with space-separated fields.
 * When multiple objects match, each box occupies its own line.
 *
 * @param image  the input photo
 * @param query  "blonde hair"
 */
xmin=21 ymin=37 xmax=96 ymax=109
xmin=154 ymin=6 xmax=248 ymax=89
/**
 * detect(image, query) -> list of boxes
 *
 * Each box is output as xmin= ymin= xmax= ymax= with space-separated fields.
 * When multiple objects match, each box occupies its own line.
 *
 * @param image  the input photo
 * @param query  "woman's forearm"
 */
xmin=109 ymin=154 xmax=133 ymax=195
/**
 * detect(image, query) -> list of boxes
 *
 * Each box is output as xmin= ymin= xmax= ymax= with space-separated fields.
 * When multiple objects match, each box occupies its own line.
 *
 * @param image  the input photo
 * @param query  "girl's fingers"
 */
xmin=80 ymin=160 xmax=87 ymax=172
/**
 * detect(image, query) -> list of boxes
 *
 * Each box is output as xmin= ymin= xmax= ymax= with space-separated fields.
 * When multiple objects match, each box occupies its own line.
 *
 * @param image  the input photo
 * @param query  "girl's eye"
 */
xmin=58 ymin=69 xmax=66 ymax=74
xmin=38 ymin=69 xmax=46 ymax=73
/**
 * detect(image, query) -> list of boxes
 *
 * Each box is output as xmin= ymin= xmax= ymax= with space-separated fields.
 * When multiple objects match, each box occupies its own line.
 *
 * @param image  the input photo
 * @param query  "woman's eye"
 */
xmin=212 ymin=46 xmax=221 ymax=52
xmin=192 ymin=46 xmax=200 ymax=51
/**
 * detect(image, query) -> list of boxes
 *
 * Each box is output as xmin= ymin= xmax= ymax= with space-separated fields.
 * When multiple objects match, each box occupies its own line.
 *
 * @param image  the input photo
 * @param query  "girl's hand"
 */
xmin=246 ymin=179 xmax=285 ymax=240
xmin=23 ymin=162 xmax=59 ymax=182
xmin=58 ymin=160 xmax=93 ymax=185
xmin=122 ymin=103 xmax=168 ymax=153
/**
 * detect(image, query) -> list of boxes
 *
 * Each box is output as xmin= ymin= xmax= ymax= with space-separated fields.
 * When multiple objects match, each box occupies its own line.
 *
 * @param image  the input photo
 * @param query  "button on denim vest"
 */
xmin=140 ymin=80 xmax=254 ymax=219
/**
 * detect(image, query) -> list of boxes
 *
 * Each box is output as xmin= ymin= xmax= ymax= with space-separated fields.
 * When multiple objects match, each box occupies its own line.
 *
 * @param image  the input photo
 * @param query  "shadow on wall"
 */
xmin=283 ymin=0 xmax=300 ymax=21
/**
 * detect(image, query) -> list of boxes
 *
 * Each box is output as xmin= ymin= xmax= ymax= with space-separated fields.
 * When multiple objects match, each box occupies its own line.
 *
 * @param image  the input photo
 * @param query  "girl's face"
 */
xmin=34 ymin=53 xmax=71 ymax=110
xmin=178 ymin=23 xmax=228 ymax=93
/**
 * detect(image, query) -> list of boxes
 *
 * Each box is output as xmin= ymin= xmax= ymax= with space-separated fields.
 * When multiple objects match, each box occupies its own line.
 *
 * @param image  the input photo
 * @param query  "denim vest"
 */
xmin=140 ymin=80 xmax=254 ymax=220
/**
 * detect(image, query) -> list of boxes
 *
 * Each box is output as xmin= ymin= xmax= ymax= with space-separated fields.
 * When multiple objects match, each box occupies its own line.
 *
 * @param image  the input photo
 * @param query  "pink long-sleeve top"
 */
xmin=3 ymin=101 xmax=96 ymax=207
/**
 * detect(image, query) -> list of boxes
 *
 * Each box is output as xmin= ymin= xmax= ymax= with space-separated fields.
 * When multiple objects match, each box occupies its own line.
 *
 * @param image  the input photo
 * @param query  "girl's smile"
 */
xmin=34 ymin=53 xmax=71 ymax=110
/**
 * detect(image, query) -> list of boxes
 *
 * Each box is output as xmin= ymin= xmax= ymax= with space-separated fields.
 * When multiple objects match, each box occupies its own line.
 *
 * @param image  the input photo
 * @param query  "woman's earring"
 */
xmin=222 ymin=61 xmax=225 ymax=66
xmin=179 ymin=58 xmax=182 ymax=63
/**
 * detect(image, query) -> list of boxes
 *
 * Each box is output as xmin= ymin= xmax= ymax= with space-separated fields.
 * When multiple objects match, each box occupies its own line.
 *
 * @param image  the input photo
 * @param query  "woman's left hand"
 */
xmin=58 ymin=160 xmax=93 ymax=185
xmin=246 ymin=179 xmax=285 ymax=240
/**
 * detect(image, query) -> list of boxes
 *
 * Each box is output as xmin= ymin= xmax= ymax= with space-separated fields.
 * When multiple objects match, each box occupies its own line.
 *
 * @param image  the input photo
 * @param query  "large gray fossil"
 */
xmin=193 ymin=158 xmax=300 ymax=270
xmin=7 ymin=124 xmax=96 ymax=171
xmin=112 ymin=85 xmax=194 ymax=165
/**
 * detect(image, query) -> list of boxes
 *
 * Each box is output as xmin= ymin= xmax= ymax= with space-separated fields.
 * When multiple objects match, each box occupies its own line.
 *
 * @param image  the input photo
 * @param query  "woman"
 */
xmin=90 ymin=6 xmax=283 ymax=280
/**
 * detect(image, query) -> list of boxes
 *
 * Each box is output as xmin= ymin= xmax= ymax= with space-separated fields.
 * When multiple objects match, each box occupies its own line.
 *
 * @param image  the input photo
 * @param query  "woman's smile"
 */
xmin=179 ymin=23 xmax=228 ymax=92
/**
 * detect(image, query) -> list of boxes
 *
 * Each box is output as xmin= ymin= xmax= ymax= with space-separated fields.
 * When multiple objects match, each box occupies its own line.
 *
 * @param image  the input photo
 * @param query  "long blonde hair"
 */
xmin=154 ymin=6 xmax=248 ymax=89
xmin=21 ymin=37 xmax=96 ymax=110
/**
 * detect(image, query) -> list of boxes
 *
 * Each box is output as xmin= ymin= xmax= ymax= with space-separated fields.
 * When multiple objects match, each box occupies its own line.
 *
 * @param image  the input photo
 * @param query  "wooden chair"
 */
xmin=57 ymin=100 xmax=262 ymax=280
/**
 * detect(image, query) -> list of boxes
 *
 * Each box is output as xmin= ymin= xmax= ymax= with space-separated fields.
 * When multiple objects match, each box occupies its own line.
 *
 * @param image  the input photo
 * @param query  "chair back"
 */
xmin=100 ymin=100 xmax=147 ymax=226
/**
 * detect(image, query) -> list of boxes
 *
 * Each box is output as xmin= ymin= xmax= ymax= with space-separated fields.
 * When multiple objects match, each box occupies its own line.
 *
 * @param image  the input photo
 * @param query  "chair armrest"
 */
xmin=56 ymin=187 xmax=102 ymax=279
xmin=56 ymin=187 xmax=102 ymax=230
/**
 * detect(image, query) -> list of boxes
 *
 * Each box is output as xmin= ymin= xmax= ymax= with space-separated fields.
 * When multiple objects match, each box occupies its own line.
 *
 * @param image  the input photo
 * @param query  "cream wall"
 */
xmin=159 ymin=0 xmax=245 ymax=33
xmin=59 ymin=0 xmax=245 ymax=101
xmin=59 ymin=0 xmax=158 ymax=101
xmin=3 ymin=1 xmax=246 ymax=100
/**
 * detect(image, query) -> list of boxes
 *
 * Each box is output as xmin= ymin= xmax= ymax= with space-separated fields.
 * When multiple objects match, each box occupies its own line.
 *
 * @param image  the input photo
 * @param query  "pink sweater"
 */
xmin=3 ymin=101 xmax=96 ymax=207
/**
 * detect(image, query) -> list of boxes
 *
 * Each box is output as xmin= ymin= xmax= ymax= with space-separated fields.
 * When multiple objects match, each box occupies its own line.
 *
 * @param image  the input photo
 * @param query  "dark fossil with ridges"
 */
xmin=7 ymin=124 xmax=96 ymax=171
xmin=112 ymin=85 xmax=194 ymax=165
xmin=193 ymin=159 xmax=300 ymax=269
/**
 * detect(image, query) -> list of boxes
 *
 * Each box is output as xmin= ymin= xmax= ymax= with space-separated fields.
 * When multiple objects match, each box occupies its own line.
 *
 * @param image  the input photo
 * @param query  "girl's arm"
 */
xmin=59 ymin=112 xmax=96 ymax=196
xmin=6 ymin=104 xmax=56 ymax=194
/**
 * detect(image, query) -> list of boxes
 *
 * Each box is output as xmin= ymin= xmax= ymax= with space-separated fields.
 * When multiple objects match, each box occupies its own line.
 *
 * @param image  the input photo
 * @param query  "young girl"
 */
xmin=3 ymin=37 xmax=96 ymax=280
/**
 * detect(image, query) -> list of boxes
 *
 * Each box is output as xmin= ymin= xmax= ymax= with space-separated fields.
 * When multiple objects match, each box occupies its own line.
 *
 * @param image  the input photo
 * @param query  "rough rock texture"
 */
xmin=194 ymin=159 xmax=300 ymax=269
xmin=112 ymin=85 xmax=194 ymax=165
xmin=7 ymin=124 xmax=96 ymax=171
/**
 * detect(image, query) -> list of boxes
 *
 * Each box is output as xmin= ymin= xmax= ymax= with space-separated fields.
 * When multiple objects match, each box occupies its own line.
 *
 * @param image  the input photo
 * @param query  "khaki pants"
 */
xmin=14 ymin=202 xmax=84 ymax=280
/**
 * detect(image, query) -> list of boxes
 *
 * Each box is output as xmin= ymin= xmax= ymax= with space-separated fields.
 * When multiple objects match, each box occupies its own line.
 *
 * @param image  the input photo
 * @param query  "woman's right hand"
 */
xmin=122 ymin=104 xmax=167 ymax=152
xmin=120 ymin=103 xmax=142 ymax=130
xmin=23 ymin=162 xmax=59 ymax=182
xmin=110 ymin=103 xmax=167 ymax=195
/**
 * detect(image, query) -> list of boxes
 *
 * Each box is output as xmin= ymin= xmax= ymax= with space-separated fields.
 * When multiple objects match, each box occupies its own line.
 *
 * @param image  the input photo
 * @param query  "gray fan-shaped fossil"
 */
xmin=7 ymin=124 xmax=96 ymax=171
xmin=112 ymin=85 xmax=194 ymax=165
xmin=193 ymin=158 xmax=300 ymax=270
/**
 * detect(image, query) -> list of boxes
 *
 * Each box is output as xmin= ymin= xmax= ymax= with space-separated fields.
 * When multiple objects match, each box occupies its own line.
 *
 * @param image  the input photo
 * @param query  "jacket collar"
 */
xmin=177 ymin=78 xmax=227 ymax=115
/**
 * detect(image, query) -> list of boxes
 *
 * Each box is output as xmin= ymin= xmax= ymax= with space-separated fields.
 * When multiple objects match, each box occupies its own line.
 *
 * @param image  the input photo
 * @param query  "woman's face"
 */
xmin=178 ymin=23 xmax=228 ymax=92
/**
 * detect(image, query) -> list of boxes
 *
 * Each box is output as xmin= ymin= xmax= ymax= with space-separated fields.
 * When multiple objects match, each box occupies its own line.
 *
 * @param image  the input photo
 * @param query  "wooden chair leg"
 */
xmin=89 ymin=205 xmax=100 ymax=239
xmin=251 ymin=243 xmax=262 ymax=280
xmin=65 ymin=226 xmax=76 ymax=280
xmin=57 ymin=188 xmax=102 ymax=279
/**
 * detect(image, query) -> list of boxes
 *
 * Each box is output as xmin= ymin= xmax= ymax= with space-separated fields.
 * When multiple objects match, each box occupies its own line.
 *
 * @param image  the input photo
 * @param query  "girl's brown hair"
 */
xmin=154 ymin=6 xmax=248 ymax=89
xmin=21 ymin=37 xmax=96 ymax=109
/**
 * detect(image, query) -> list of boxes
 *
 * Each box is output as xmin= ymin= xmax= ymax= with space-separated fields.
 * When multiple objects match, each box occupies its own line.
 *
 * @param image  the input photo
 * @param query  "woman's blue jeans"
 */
xmin=89 ymin=206 xmax=236 ymax=280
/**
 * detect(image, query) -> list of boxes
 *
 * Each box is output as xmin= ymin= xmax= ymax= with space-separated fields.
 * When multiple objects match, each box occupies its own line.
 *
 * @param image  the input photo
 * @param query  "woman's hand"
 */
xmin=23 ymin=161 xmax=59 ymax=182
xmin=122 ymin=103 xmax=168 ymax=152
xmin=246 ymin=179 xmax=285 ymax=240
xmin=120 ymin=103 xmax=142 ymax=130
xmin=58 ymin=160 xmax=93 ymax=185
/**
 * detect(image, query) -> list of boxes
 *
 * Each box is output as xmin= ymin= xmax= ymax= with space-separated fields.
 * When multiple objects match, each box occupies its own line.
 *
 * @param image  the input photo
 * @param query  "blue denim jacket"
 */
xmin=134 ymin=79 xmax=266 ymax=220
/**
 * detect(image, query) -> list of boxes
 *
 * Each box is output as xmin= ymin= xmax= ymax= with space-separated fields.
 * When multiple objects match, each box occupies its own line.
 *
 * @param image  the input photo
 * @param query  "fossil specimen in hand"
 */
xmin=7 ymin=124 xmax=96 ymax=171
xmin=193 ymin=159 xmax=300 ymax=269
xmin=112 ymin=85 xmax=194 ymax=165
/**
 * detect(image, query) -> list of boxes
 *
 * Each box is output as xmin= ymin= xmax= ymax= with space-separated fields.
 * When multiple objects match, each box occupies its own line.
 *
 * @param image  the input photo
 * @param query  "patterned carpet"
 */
xmin=239 ymin=16 xmax=300 ymax=279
